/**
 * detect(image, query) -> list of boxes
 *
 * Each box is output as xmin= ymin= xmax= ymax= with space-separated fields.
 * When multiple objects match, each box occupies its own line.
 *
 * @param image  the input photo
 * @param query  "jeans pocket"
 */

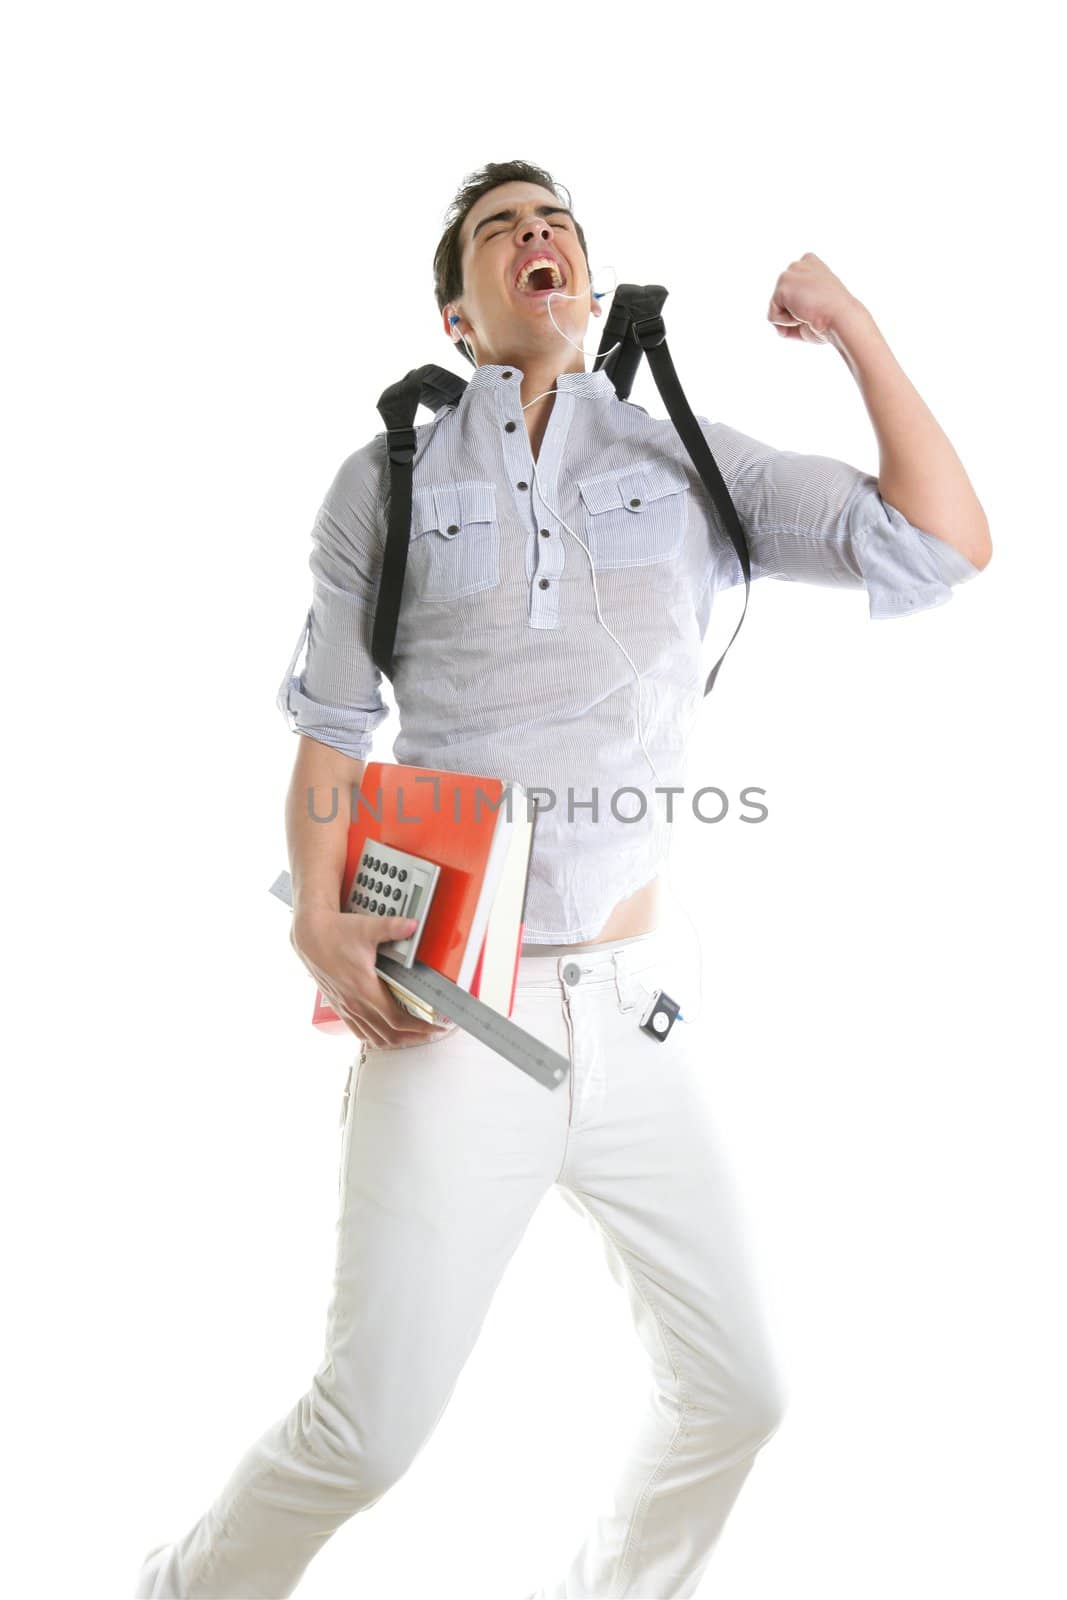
xmin=337 ymin=1043 xmax=366 ymax=1198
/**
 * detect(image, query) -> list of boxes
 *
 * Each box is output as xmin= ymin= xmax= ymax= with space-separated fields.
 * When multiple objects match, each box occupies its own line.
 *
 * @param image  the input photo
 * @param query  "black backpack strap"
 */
xmin=370 ymin=313 xmax=750 ymax=698
xmin=372 ymin=364 xmax=467 ymax=682
xmin=594 ymin=285 xmax=753 ymax=697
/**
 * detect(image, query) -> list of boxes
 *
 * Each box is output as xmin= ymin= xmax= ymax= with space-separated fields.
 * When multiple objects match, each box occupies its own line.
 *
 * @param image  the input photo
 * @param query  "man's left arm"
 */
xmin=768 ymin=252 xmax=993 ymax=571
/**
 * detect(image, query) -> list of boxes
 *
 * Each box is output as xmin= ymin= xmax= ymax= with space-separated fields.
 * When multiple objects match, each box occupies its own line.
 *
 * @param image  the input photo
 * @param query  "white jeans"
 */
xmin=134 ymin=927 xmax=787 ymax=1599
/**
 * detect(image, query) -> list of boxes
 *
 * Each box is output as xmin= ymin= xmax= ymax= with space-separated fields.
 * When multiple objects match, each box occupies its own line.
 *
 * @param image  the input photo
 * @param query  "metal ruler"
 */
xmin=270 ymin=870 xmax=570 ymax=1092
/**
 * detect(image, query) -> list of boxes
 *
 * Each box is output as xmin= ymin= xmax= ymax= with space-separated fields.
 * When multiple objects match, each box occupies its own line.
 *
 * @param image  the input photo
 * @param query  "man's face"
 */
xmin=444 ymin=181 xmax=599 ymax=365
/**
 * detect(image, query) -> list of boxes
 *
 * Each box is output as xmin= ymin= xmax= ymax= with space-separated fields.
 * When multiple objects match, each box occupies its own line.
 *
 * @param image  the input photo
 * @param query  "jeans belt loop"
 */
xmin=613 ymin=949 xmax=637 ymax=1012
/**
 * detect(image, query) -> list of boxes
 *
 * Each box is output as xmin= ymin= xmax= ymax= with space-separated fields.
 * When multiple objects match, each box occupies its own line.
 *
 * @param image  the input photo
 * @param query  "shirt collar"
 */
xmin=462 ymin=363 xmax=616 ymax=403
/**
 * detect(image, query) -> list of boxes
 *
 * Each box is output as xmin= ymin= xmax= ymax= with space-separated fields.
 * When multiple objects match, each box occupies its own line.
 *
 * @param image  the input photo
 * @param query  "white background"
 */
xmin=4 ymin=3 xmax=1064 ymax=1597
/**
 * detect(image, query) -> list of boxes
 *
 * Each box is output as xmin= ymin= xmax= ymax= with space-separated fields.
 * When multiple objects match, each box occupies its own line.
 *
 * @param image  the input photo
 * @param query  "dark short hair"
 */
xmin=433 ymin=159 xmax=591 ymax=367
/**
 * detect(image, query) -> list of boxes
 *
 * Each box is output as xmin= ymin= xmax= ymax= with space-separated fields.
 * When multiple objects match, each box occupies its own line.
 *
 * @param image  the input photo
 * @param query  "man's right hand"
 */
xmin=290 ymin=907 xmax=453 ymax=1048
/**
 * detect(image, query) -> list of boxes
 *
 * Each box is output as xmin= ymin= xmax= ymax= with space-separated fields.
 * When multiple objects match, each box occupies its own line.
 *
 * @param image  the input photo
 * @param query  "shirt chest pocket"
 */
xmin=408 ymin=480 xmax=501 ymax=601
xmin=576 ymin=460 xmax=690 ymax=570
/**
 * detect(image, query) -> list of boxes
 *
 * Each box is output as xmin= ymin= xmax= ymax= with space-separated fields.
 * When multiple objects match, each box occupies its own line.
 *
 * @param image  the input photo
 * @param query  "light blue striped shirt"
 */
xmin=278 ymin=362 xmax=980 ymax=943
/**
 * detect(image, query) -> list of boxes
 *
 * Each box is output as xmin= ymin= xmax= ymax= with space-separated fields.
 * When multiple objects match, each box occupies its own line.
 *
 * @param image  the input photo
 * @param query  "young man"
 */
xmin=135 ymin=161 xmax=990 ymax=1598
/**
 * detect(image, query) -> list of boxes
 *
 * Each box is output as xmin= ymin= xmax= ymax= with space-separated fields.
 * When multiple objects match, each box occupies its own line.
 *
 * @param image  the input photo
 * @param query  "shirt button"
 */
xmin=446 ymin=524 xmax=459 ymax=535
xmin=539 ymin=528 xmax=550 ymax=538
xmin=516 ymin=480 xmax=528 ymax=490
xmin=538 ymin=577 xmax=549 ymax=589
xmin=562 ymin=963 xmax=581 ymax=985
xmin=505 ymin=420 xmax=517 ymax=433
xmin=502 ymin=370 xmax=513 ymax=379
xmin=629 ymin=497 xmax=641 ymax=507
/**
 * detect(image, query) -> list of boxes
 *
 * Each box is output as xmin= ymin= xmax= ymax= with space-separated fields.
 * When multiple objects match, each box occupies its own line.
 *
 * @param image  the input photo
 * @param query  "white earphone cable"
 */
xmin=455 ymin=269 xmax=705 ymax=1025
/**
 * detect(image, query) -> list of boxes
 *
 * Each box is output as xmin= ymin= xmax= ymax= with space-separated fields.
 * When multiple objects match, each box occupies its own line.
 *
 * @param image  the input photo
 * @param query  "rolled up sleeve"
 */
xmin=698 ymin=418 xmax=982 ymax=619
xmin=276 ymin=435 xmax=391 ymax=760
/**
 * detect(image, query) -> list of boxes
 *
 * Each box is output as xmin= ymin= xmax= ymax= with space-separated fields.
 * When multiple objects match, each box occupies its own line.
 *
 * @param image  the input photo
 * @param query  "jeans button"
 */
xmin=562 ymin=963 xmax=581 ymax=986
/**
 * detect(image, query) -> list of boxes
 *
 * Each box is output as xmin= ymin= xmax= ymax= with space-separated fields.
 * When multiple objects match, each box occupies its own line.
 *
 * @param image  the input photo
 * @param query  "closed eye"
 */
xmin=487 ymin=222 xmax=569 ymax=242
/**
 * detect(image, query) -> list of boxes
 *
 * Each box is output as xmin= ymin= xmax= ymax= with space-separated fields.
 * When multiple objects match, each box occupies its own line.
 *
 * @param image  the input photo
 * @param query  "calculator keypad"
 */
xmin=345 ymin=840 xmax=439 ymax=967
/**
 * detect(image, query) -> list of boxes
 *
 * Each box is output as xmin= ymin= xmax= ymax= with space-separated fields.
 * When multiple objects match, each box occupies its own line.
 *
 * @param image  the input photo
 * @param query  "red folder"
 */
xmin=311 ymin=761 xmax=534 ymax=1034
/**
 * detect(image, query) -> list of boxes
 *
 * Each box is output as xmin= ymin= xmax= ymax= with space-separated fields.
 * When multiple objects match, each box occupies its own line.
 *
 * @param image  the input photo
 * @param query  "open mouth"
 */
xmin=513 ymin=260 xmax=567 ymax=297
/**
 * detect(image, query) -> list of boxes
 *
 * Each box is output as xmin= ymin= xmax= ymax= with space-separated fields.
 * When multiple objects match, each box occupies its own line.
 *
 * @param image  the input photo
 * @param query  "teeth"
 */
xmin=515 ymin=257 xmax=564 ymax=292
